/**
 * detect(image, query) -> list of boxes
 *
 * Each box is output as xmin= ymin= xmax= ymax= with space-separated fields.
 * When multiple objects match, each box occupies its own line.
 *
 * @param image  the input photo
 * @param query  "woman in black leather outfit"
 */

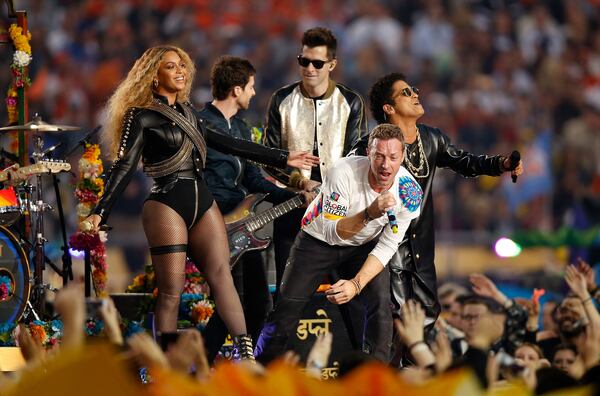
xmin=81 ymin=46 xmax=318 ymax=360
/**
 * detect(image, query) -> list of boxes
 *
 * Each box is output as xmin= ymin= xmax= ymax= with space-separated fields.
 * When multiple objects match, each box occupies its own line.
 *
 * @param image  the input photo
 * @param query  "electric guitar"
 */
xmin=225 ymin=192 xmax=308 ymax=268
xmin=0 ymin=160 xmax=71 ymax=183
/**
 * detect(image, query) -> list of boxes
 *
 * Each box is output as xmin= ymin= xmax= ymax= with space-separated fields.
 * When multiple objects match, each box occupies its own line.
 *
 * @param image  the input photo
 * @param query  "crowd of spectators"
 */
xmin=1 ymin=0 xmax=598 ymax=241
xmin=1 ymin=259 xmax=599 ymax=395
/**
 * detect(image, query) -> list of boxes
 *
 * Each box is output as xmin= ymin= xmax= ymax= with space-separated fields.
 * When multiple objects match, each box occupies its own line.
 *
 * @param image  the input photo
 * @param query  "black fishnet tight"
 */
xmin=142 ymin=200 xmax=246 ymax=335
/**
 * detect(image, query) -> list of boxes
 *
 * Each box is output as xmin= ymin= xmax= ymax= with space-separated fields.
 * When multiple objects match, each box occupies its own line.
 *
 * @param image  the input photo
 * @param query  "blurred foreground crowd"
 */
xmin=1 ymin=258 xmax=599 ymax=395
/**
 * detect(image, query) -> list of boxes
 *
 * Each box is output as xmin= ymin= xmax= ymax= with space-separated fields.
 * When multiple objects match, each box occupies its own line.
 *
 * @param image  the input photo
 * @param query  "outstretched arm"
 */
xmin=437 ymin=130 xmax=523 ymax=178
xmin=203 ymin=124 xmax=318 ymax=171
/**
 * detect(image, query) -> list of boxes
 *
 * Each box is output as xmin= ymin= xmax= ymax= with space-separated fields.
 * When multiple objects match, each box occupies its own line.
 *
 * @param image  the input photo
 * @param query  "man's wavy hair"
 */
xmin=210 ymin=56 xmax=256 ymax=100
xmin=104 ymin=45 xmax=195 ymax=158
xmin=301 ymin=27 xmax=337 ymax=60
xmin=369 ymin=73 xmax=407 ymax=124
xmin=367 ymin=123 xmax=405 ymax=151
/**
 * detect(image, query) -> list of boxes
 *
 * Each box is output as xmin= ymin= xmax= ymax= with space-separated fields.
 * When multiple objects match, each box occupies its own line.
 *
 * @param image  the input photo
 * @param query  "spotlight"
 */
xmin=494 ymin=237 xmax=522 ymax=258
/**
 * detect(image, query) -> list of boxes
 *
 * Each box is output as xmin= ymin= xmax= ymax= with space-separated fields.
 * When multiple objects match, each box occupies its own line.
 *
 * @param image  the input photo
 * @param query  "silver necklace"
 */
xmin=403 ymin=129 xmax=430 ymax=178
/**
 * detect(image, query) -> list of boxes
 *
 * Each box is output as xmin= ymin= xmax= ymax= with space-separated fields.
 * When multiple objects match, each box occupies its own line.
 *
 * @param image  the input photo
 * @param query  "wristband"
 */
xmin=350 ymin=279 xmax=362 ymax=295
xmin=363 ymin=208 xmax=374 ymax=226
xmin=581 ymin=296 xmax=593 ymax=304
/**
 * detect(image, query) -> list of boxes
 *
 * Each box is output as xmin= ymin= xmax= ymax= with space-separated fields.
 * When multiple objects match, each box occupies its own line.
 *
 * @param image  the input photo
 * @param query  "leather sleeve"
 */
xmin=262 ymin=90 xmax=295 ymax=185
xmin=93 ymin=108 xmax=144 ymax=223
xmin=243 ymin=163 xmax=296 ymax=204
xmin=342 ymin=87 xmax=369 ymax=156
xmin=348 ymin=133 xmax=369 ymax=157
xmin=200 ymin=119 xmax=288 ymax=169
xmin=436 ymin=130 xmax=505 ymax=177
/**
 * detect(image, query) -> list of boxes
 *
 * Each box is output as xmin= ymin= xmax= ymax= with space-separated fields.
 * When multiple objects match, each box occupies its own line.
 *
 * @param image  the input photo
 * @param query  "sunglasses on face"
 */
xmin=396 ymin=86 xmax=420 ymax=98
xmin=297 ymin=55 xmax=330 ymax=69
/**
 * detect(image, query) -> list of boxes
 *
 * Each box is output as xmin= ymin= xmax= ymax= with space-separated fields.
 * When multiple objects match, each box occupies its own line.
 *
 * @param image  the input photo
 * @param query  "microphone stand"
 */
xmin=57 ymin=126 xmax=102 ymax=289
xmin=53 ymin=173 xmax=73 ymax=285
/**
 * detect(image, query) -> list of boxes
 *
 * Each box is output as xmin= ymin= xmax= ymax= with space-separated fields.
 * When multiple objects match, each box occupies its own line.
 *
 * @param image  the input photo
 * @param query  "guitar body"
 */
xmin=225 ymin=194 xmax=272 ymax=268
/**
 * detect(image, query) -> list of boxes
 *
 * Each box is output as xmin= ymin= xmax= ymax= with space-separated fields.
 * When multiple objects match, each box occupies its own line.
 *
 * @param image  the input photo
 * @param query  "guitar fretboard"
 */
xmin=245 ymin=195 xmax=304 ymax=232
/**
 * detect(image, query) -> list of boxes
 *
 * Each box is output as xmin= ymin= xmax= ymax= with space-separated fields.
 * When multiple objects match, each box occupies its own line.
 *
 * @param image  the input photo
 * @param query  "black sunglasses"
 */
xmin=397 ymin=86 xmax=419 ymax=98
xmin=297 ymin=55 xmax=331 ymax=69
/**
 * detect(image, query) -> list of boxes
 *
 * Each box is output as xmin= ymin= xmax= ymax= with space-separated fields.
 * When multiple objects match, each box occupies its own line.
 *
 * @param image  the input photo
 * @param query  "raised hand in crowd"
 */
xmin=127 ymin=332 xmax=169 ymax=370
xmin=469 ymin=274 xmax=509 ymax=305
xmin=573 ymin=258 xmax=597 ymax=296
xmin=53 ymin=284 xmax=86 ymax=348
xmin=430 ymin=330 xmax=453 ymax=374
xmin=574 ymin=321 xmax=600 ymax=371
xmin=165 ymin=329 xmax=204 ymax=375
xmin=98 ymin=298 xmax=124 ymax=346
xmin=565 ymin=265 xmax=600 ymax=327
xmin=514 ymin=295 xmax=541 ymax=332
xmin=394 ymin=300 xmax=436 ymax=368
xmin=281 ymin=350 xmax=301 ymax=367
xmin=16 ymin=323 xmax=46 ymax=365
xmin=305 ymin=332 xmax=333 ymax=378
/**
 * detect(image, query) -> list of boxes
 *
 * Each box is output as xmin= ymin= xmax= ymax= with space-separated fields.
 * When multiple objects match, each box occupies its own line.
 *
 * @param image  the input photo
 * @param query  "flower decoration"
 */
xmin=126 ymin=258 xmax=214 ymax=328
xmin=0 ymin=275 xmax=13 ymax=301
xmin=5 ymin=23 xmax=32 ymax=125
xmin=190 ymin=300 xmax=214 ymax=326
xmin=69 ymin=143 xmax=108 ymax=296
xmin=126 ymin=264 xmax=156 ymax=293
xmin=85 ymin=318 xmax=104 ymax=336
xmin=251 ymin=126 xmax=263 ymax=144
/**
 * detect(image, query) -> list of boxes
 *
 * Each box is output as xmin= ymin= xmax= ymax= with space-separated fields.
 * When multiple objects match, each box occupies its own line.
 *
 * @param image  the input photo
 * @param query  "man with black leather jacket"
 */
xmin=197 ymin=56 xmax=312 ymax=363
xmin=262 ymin=27 xmax=368 ymax=297
xmin=351 ymin=73 xmax=524 ymax=360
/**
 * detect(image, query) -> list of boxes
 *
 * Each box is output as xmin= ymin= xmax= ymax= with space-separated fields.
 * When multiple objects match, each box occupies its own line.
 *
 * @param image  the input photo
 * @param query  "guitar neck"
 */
xmin=246 ymin=194 xmax=305 ymax=232
xmin=0 ymin=166 xmax=33 ymax=183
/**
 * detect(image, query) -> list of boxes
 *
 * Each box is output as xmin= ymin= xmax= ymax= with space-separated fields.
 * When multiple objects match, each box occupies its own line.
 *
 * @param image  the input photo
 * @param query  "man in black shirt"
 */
xmin=198 ymin=56 xmax=312 ymax=362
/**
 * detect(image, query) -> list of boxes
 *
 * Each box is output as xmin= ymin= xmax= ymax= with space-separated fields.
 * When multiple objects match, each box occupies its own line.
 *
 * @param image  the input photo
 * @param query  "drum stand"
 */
xmin=28 ymin=135 xmax=60 ymax=316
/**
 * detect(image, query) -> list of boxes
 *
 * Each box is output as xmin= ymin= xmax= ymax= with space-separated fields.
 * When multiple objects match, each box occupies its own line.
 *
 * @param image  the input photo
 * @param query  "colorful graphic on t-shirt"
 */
xmin=398 ymin=176 xmax=422 ymax=212
xmin=301 ymin=194 xmax=323 ymax=227
xmin=322 ymin=192 xmax=348 ymax=220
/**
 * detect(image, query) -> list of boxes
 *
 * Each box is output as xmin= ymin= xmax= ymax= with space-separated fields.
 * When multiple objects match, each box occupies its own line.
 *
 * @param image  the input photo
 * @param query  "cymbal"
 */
xmin=0 ymin=115 xmax=80 ymax=132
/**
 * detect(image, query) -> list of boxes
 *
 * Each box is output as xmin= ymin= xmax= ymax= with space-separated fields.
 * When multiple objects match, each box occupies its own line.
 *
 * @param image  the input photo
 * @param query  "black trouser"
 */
xmin=203 ymin=251 xmax=272 ymax=362
xmin=255 ymin=231 xmax=393 ymax=364
xmin=272 ymin=208 xmax=304 ymax=300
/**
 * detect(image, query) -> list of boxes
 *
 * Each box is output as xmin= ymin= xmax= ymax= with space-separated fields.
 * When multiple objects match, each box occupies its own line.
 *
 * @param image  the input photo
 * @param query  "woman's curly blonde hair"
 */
xmin=104 ymin=45 xmax=196 ymax=158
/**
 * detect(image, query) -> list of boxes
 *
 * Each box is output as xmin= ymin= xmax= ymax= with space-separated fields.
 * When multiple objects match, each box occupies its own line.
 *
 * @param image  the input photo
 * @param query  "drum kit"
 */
xmin=0 ymin=115 xmax=80 ymax=324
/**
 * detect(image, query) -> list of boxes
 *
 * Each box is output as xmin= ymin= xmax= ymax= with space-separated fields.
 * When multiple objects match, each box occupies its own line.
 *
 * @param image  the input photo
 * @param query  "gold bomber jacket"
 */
xmin=262 ymin=80 xmax=368 ymax=187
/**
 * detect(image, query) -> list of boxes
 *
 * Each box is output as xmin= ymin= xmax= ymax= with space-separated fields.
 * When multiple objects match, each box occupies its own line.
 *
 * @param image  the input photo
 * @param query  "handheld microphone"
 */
xmin=387 ymin=210 xmax=398 ymax=233
xmin=509 ymin=150 xmax=521 ymax=183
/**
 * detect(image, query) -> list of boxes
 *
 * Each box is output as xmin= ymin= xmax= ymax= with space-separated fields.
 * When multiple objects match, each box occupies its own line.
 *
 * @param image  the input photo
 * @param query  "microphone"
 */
xmin=508 ymin=150 xmax=521 ymax=183
xmin=387 ymin=210 xmax=398 ymax=233
xmin=41 ymin=142 xmax=63 ymax=158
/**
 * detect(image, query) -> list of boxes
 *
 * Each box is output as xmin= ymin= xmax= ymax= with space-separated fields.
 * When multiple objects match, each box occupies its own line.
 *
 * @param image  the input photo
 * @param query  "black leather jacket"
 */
xmin=198 ymin=103 xmax=295 ymax=214
xmin=94 ymin=98 xmax=289 ymax=222
xmin=352 ymin=124 xmax=505 ymax=314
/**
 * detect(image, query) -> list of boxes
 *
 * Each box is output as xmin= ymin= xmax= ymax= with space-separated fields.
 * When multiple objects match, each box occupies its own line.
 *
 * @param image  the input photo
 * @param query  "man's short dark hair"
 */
xmin=301 ymin=27 xmax=337 ymax=59
xmin=460 ymin=294 xmax=506 ymax=315
xmin=369 ymin=73 xmax=407 ymax=124
xmin=367 ymin=123 xmax=405 ymax=152
xmin=210 ymin=56 xmax=256 ymax=101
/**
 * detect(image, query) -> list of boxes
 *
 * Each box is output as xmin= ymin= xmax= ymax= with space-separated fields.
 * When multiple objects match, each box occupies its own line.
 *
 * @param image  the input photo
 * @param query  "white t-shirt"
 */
xmin=301 ymin=156 xmax=422 ymax=267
